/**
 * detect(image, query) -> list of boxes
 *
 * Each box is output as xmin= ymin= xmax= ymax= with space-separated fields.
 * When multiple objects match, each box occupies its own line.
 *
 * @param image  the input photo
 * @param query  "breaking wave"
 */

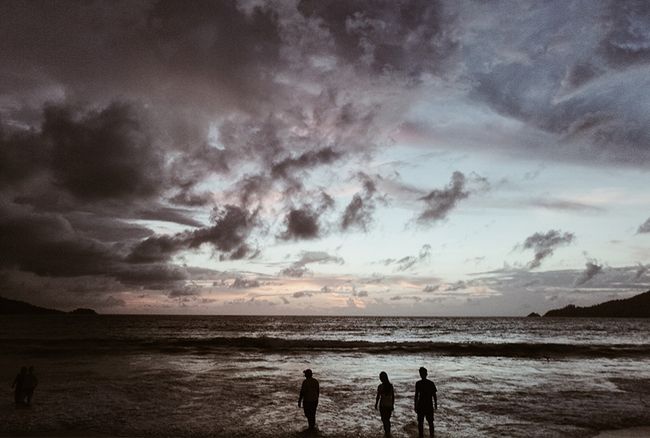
xmin=3 ymin=336 xmax=650 ymax=358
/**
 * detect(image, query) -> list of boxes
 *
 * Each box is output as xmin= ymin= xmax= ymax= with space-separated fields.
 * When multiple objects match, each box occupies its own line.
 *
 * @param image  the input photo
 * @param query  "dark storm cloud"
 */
xmin=42 ymin=103 xmax=164 ymax=201
xmin=2 ymin=0 xmax=452 ymax=307
xmin=278 ymin=193 xmax=334 ymax=241
xmin=297 ymin=0 xmax=456 ymax=77
xmin=0 ymin=121 xmax=44 ymax=187
xmin=574 ymin=260 xmax=604 ymax=286
xmin=520 ymin=230 xmax=575 ymax=269
xmin=129 ymin=205 xmax=259 ymax=263
xmin=423 ymin=284 xmax=440 ymax=293
xmin=637 ymin=217 xmax=650 ymax=234
xmin=279 ymin=208 xmax=321 ymax=240
xmin=0 ymin=0 xmax=283 ymax=111
xmin=0 ymin=202 xmax=192 ymax=294
xmin=417 ymin=172 xmax=469 ymax=224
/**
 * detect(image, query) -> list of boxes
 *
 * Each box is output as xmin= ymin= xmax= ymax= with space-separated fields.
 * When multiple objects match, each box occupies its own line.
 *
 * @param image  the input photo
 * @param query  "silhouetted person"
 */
xmin=298 ymin=369 xmax=319 ymax=430
xmin=375 ymin=371 xmax=395 ymax=435
xmin=414 ymin=367 xmax=437 ymax=437
xmin=23 ymin=366 xmax=38 ymax=406
xmin=11 ymin=366 xmax=27 ymax=406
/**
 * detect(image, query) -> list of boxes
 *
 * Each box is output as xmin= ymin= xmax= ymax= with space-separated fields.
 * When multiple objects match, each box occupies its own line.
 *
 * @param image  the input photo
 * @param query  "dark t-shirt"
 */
xmin=301 ymin=377 xmax=319 ymax=403
xmin=415 ymin=378 xmax=437 ymax=413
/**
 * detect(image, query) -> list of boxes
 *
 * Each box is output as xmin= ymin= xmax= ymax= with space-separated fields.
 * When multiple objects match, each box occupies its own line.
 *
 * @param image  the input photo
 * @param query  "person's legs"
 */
xmin=303 ymin=401 xmax=317 ymax=429
xmin=425 ymin=412 xmax=434 ymax=437
xmin=380 ymin=407 xmax=392 ymax=434
xmin=417 ymin=412 xmax=424 ymax=437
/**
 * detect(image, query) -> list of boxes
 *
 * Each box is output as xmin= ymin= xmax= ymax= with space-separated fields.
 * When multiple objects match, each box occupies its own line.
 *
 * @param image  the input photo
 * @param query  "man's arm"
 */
xmin=433 ymin=391 xmax=437 ymax=410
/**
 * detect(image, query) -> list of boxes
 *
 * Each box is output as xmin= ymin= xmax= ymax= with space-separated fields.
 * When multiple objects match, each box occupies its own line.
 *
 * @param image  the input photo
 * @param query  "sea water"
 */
xmin=1 ymin=315 xmax=649 ymax=437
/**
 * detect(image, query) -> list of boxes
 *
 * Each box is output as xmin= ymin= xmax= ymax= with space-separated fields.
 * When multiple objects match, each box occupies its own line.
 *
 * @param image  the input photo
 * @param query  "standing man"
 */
xmin=298 ymin=368 xmax=319 ymax=430
xmin=23 ymin=366 xmax=38 ymax=406
xmin=414 ymin=366 xmax=437 ymax=437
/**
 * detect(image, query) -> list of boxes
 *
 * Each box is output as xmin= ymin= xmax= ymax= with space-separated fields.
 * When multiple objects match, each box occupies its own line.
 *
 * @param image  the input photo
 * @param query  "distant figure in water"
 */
xmin=298 ymin=368 xmax=319 ymax=430
xmin=414 ymin=367 xmax=437 ymax=437
xmin=23 ymin=366 xmax=38 ymax=406
xmin=375 ymin=371 xmax=395 ymax=435
xmin=11 ymin=366 xmax=27 ymax=406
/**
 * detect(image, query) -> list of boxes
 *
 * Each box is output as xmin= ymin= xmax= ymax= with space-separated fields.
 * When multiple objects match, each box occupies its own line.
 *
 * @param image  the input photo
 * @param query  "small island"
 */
xmin=544 ymin=290 xmax=650 ymax=318
xmin=526 ymin=312 xmax=541 ymax=317
xmin=69 ymin=308 xmax=98 ymax=315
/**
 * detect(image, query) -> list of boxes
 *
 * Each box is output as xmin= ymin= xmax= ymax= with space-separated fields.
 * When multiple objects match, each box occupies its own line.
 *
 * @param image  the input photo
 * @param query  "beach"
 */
xmin=2 ymin=315 xmax=649 ymax=437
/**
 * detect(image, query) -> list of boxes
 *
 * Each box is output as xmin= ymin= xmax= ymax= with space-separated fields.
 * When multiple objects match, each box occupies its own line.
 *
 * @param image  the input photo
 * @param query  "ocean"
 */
xmin=1 ymin=315 xmax=649 ymax=437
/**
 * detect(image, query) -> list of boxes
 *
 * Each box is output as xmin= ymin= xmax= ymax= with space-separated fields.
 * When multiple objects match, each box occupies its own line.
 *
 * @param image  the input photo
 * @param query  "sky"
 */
xmin=1 ymin=0 xmax=650 ymax=315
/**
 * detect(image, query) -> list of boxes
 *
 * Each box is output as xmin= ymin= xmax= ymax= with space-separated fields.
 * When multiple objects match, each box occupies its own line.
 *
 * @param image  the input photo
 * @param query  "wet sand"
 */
xmin=594 ymin=426 xmax=650 ymax=437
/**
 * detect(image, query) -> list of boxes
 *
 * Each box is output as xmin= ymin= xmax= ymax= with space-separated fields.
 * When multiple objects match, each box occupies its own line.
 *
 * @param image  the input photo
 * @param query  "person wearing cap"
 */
xmin=414 ymin=366 xmax=437 ymax=437
xmin=298 ymin=368 xmax=319 ymax=430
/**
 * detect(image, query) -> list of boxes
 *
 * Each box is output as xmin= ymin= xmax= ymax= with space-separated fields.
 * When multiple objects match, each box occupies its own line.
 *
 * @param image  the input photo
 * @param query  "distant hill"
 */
xmin=0 ymin=296 xmax=97 ymax=315
xmin=0 ymin=296 xmax=64 ymax=314
xmin=544 ymin=291 xmax=650 ymax=317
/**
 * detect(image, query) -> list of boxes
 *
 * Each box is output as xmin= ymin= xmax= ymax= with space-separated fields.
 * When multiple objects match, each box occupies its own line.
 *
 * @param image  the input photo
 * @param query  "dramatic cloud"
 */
xmin=128 ymin=205 xmax=259 ymax=263
xmin=44 ymin=103 xmax=164 ymax=201
xmin=574 ymin=260 xmax=604 ymax=286
xmin=520 ymin=230 xmax=575 ymax=269
xmin=1 ymin=1 xmax=648 ymax=314
xmin=417 ymin=172 xmax=469 ymax=225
